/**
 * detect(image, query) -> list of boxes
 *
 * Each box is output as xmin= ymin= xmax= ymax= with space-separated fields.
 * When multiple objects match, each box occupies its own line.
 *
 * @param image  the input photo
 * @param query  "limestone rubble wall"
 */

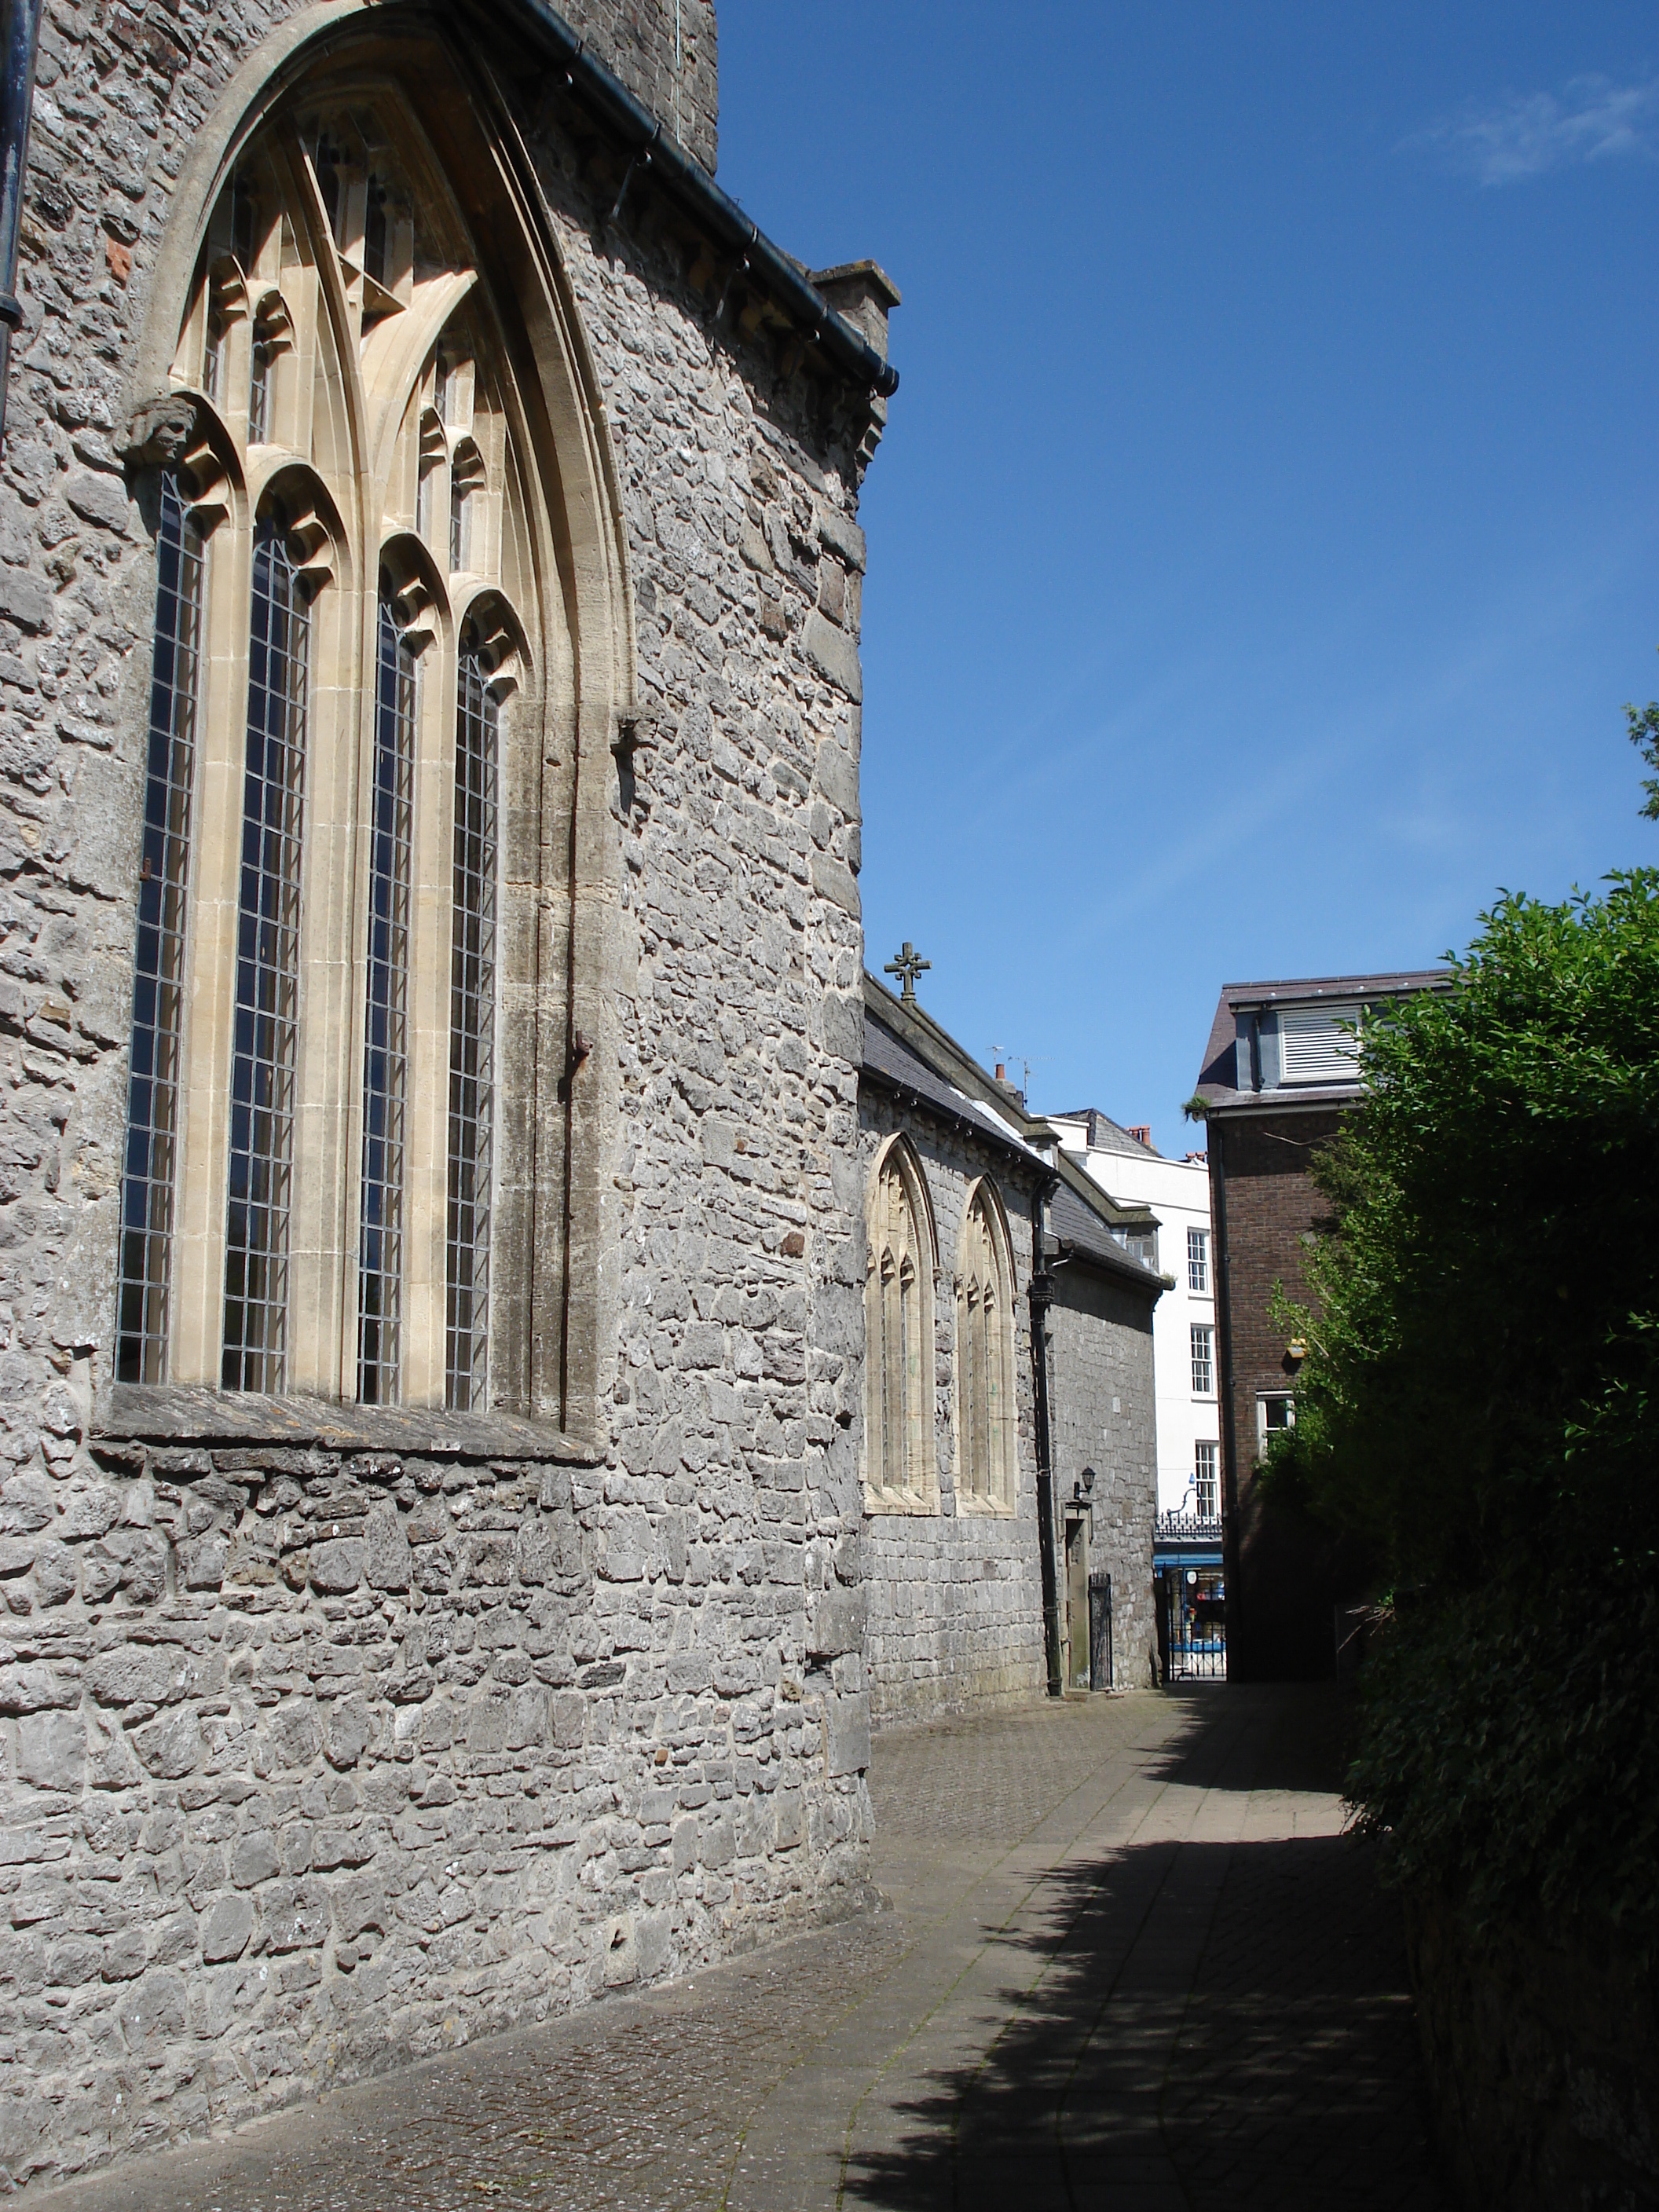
xmin=0 ymin=0 xmax=882 ymax=2187
xmin=855 ymin=1097 xmax=1047 ymax=1729
xmin=561 ymin=0 xmax=720 ymax=174
xmin=1045 ymin=1272 xmax=1158 ymax=1693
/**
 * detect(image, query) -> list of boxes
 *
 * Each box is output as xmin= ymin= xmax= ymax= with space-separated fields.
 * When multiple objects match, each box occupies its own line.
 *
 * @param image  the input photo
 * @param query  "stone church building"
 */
xmin=859 ymin=972 xmax=1160 ymax=1723
xmin=0 ymin=0 xmax=1159 ymax=2185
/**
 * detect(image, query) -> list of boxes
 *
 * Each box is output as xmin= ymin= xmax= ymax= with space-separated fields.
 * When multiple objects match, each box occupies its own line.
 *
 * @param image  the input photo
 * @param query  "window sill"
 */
xmin=98 ymin=1383 xmax=601 ymax=1464
xmin=954 ymin=1493 xmax=1016 ymax=1518
xmin=862 ymin=1486 xmax=939 ymax=1518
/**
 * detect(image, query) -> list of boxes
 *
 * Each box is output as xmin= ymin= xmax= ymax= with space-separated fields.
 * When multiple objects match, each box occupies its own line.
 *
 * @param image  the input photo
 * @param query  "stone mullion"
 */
xmin=287 ymin=561 xmax=368 ymax=1400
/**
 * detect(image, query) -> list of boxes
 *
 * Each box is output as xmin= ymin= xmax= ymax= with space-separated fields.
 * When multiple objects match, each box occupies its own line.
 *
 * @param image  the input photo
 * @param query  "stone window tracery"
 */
xmin=119 ymin=79 xmax=566 ymax=1417
xmin=956 ymin=1182 xmax=1016 ymax=1511
xmin=865 ymin=1139 xmax=938 ymax=1511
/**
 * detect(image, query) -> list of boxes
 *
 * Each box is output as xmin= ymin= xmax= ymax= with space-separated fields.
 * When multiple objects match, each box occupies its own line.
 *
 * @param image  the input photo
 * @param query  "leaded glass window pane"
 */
xmin=446 ymin=647 xmax=497 ymax=1409
xmin=117 ymin=473 xmax=203 ymax=1383
xmin=358 ymin=592 xmax=415 ymax=1404
xmin=222 ymin=515 xmax=306 ymax=1392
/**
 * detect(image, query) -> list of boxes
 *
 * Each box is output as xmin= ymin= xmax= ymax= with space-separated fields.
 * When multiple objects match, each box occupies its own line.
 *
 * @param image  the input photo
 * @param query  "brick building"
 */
xmin=1192 ymin=972 xmax=1445 ymax=1679
xmin=859 ymin=971 xmax=1162 ymax=1718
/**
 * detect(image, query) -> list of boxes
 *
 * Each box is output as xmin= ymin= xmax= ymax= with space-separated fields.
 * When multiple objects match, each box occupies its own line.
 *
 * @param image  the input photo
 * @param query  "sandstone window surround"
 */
xmin=1190 ymin=1323 xmax=1215 ymax=1399
xmin=110 ymin=64 xmax=606 ymax=1430
xmin=1194 ymin=1438 xmax=1219 ymax=1519
xmin=864 ymin=1136 xmax=939 ymax=1514
xmin=954 ymin=1180 xmax=1016 ymax=1514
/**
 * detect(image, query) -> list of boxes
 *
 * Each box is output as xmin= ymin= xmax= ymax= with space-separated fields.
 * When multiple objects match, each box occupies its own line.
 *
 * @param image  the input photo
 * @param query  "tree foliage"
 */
xmin=1267 ymin=870 xmax=1659 ymax=1954
xmin=1630 ymin=696 xmax=1659 ymax=822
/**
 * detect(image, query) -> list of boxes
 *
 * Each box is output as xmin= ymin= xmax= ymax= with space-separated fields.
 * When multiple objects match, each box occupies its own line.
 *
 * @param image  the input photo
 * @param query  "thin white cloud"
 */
xmin=1408 ymin=75 xmax=1659 ymax=185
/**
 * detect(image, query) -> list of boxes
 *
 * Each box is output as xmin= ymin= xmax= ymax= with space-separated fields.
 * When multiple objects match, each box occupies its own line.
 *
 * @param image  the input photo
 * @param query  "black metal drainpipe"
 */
xmin=1029 ymin=1180 xmax=1063 ymax=1699
xmin=0 ymin=0 xmax=44 ymax=452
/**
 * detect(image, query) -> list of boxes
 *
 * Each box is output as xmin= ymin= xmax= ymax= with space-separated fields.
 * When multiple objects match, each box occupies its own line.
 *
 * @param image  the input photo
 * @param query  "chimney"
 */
xmin=1128 ymin=1125 xmax=1152 ymax=1148
xmin=994 ymin=1064 xmax=1005 ymax=1083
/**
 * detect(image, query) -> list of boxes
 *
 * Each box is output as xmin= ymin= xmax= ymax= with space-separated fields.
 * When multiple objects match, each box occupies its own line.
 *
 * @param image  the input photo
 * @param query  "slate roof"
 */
xmin=1193 ymin=969 xmax=1450 ymax=1115
xmin=861 ymin=1009 xmax=1041 ymax=1166
xmin=860 ymin=975 xmax=1163 ymax=1300
xmin=1049 ymin=1108 xmax=1159 ymax=1159
xmin=1049 ymin=1176 xmax=1141 ymax=1271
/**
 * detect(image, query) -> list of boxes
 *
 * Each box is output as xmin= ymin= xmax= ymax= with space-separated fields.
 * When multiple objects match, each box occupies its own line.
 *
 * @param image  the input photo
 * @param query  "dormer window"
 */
xmin=1277 ymin=1004 xmax=1361 ymax=1084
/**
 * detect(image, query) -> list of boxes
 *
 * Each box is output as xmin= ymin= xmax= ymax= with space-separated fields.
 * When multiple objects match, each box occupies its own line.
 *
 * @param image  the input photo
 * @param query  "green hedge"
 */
xmin=1265 ymin=868 xmax=1659 ymax=1960
xmin=1350 ymin=1578 xmax=1659 ymax=1961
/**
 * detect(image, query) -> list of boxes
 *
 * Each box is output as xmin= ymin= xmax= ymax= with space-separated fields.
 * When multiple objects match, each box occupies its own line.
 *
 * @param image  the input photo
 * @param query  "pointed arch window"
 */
xmin=222 ymin=513 xmax=308 ymax=1393
xmin=865 ymin=1141 xmax=937 ymax=1508
xmin=958 ymin=1184 xmax=1016 ymax=1510
xmin=114 ymin=63 xmax=592 ymax=1426
xmin=116 ymin=473 xmax=203 ymax=1384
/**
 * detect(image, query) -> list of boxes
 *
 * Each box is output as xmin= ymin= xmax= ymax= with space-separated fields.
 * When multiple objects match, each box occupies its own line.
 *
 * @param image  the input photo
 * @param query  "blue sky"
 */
xmin=715 ymin=2 xmax=1659 ymax=1154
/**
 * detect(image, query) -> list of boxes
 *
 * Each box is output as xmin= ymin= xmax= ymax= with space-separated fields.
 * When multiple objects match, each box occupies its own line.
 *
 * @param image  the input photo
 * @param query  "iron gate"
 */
xmin=1158 ymin=1562 xmax=1226 ymax=1680
xmin=1089 ymin=1572 xmax=1112 ymax=1690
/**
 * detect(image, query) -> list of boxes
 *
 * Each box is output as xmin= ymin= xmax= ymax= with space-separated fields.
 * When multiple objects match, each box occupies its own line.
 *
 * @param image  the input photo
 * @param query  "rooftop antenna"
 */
xmin=990 ymin=1048 xmax=1033 ymax=1097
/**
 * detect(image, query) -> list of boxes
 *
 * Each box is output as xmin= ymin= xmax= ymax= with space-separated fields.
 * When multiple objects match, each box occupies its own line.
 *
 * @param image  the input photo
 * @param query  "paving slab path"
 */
xmin=35 ymin=1685 xmax=1447 ymax=2212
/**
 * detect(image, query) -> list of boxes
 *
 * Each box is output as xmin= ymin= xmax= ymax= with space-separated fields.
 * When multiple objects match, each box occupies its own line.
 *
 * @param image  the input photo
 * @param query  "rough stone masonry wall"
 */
xmin=855 ymin=1096 xmax=1046 ymax=1730
xmin=562 ymin=0 xmax=720 ymax=174
xmin=0 ymin=0 xmax=881 ymax=2188
xmin=1046 ymin=1273 xmax=1157 ymax=1692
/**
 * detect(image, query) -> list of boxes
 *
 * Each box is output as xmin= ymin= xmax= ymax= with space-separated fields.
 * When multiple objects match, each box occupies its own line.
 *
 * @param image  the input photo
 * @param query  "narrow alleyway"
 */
xmin=38 ymin=1686 xmax=1445 ymax=2212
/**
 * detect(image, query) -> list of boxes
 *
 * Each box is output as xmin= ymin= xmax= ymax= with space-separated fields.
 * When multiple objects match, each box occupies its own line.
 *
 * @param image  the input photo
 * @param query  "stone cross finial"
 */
xmin=884 ymin=942 xmax=931 ymax=1002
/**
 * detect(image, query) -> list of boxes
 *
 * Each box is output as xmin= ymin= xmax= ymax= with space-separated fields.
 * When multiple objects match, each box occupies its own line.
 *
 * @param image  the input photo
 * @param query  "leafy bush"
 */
xmin=1268 ymin=868 xmax=1659 ymax=1957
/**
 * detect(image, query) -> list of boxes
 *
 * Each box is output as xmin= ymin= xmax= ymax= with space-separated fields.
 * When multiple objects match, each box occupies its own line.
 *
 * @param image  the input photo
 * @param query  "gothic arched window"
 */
xmin=957 ymin=1182 xmax=1016 ymax=1511
xmin=865 ymin=1139 xmax=938 ymax=1509
xmin=116 ymin=76 xmax=575 ymax=1419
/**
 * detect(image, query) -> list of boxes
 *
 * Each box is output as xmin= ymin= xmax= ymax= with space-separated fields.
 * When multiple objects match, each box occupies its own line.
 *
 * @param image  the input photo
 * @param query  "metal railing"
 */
xmin=1155 ymin=1509 xmax=1225 ymax=1544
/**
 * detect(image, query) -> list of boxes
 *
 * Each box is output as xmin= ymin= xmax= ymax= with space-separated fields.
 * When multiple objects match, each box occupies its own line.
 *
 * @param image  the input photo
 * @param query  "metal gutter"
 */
xmin=494 ymin=0 xmax=899 ymax=401
xmin=1197 ymin=1091 xmax=1366 ymax=1120
xmin=1051 ymin=1235 xmax=1166 ymax=1301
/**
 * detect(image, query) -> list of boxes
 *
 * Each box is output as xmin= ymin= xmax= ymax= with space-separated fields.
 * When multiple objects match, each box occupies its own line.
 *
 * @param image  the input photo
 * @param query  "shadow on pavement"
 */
xmin=1140 ymin=1679 xmax=1365 ymax=1799
xmin=843 ymin=1821 xmax=1447 ymax=2212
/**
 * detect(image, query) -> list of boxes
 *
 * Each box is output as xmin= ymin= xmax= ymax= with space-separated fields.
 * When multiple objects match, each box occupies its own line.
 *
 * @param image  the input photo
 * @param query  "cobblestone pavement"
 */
xmin=35 ymin=1686 xmax=1446 ymax=2211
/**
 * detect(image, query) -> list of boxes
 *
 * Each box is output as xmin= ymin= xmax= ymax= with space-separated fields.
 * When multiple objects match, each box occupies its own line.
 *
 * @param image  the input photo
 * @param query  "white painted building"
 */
xmin=1046 ymin=1112 xmax=1219 ymax=1520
